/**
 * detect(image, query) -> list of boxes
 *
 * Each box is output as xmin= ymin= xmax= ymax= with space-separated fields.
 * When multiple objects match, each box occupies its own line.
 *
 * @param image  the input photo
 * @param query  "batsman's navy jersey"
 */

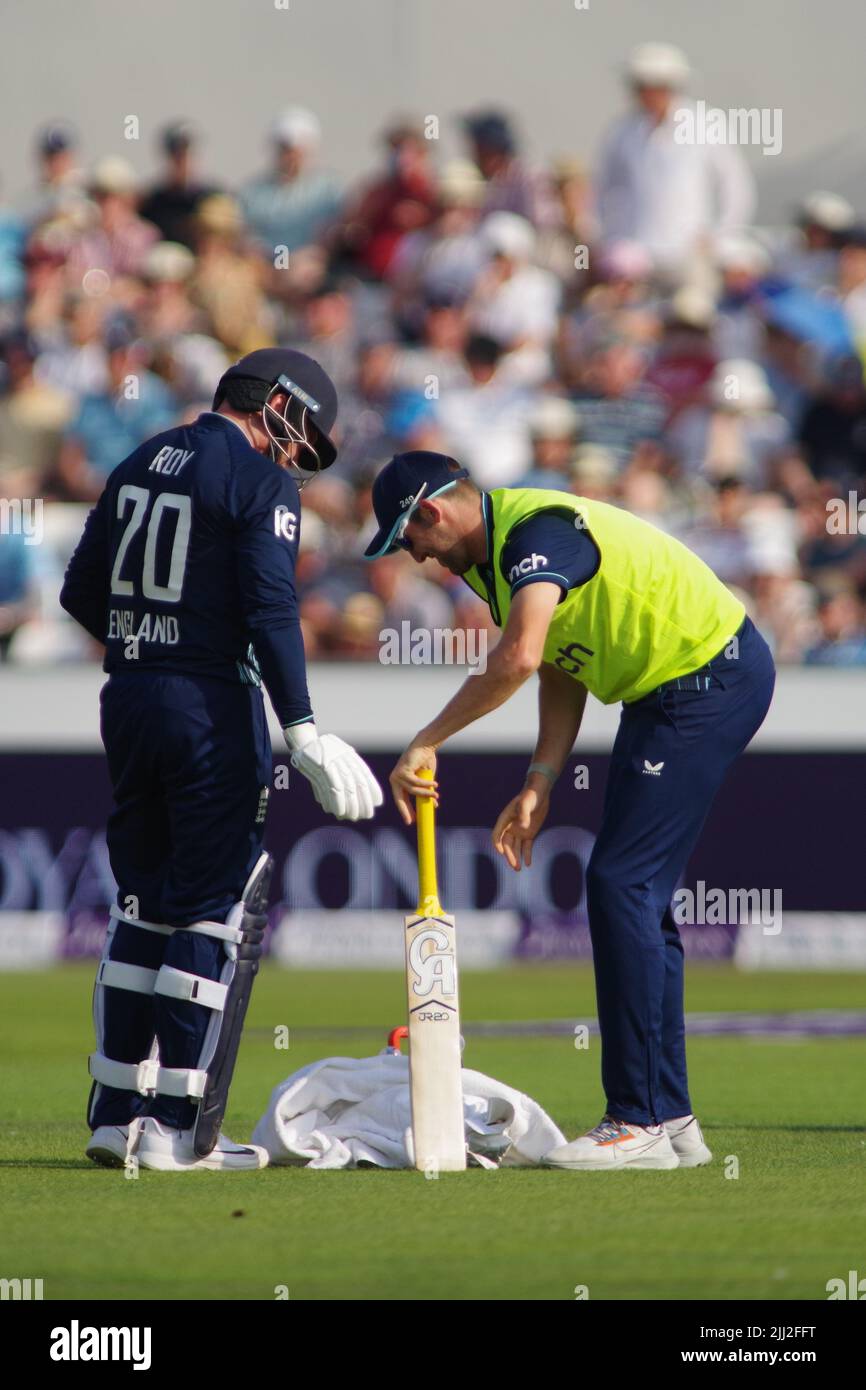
xmin=60 ymin=412 xmax=312 ymax=728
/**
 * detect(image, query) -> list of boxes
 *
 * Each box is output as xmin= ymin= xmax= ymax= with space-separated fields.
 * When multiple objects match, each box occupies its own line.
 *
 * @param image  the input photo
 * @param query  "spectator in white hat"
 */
xmin=190 ymin=196 xmax=273 ymax=354
xmin=517 ymin=395 xmax=581 ymax=489
xmin=535 ymin=157 xmax=596 ymax=282
xmin=746 ymin=500 xmax=816 ymax=663
xmin=644 ymin=288 xmax=718 ymax=423
xmin=469 ymin=212 xmax=561 ymax=377
xmin=563 ymin=238 xmax=660 ymax=367
xmin=389 ymin=159 xmax=487 ymax=309
xmin=140 ymin=241 xmax=201 ymax=339
xmin=668 ymin=358 xmax=792 ymax=489
xmin=712 ymin=232 xmax=772 ymax=360
xmin=595 ymin=42 xmax=755 ymax=281
xmin=67 ymin=157 xmax=160 ymax=280
xmin=436 ymin=332 xmax=535 ymax=487
xmin=777 ymin=191 xmax=856 ymax=293
xmin=835 ymin=226 xmax=866 ymax=349
xmin=240 ymin=107 xmax=343 ymax=256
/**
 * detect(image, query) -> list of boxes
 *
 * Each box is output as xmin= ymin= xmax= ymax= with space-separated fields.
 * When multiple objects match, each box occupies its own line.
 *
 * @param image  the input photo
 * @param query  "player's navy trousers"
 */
xmin=586 ymin=616 xmax=775 ymax=1126
xmin=90 ymin=672 xmax=271 ymax=1131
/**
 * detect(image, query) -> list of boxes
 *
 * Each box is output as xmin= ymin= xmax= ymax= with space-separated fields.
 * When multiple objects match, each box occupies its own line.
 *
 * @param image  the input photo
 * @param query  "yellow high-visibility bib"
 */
xmin=462 ymin=488 xmax=745 ymax=704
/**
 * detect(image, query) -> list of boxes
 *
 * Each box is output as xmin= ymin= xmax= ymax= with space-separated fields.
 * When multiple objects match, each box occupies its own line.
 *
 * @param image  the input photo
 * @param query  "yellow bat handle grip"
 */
xmin=415 ymin=767 xmax=442 ymax=916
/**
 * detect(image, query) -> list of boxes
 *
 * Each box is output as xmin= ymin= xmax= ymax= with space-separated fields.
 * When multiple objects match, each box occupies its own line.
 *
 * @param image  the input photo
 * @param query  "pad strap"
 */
xmin=154 ymin=965 xmax=228 ymax=1011
xmin=109 ymin=904 xmax=174 ymax=935
xmin=183 ymin=920 xmax=245 ymax=946
xmin=96 ymin=960 xmax=159 ymax=995
xmin=108 ymin=904 xmax=244 ymax=945
xmin=88 ymin=1052 xmax=208 ymax=1099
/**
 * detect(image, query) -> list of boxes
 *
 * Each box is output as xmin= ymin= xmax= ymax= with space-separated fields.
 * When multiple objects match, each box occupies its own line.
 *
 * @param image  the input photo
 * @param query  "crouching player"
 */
xmin=368 ymin=451 xmax=775 ymax=1172
xmin=60 ymin=349 xmax=382 ymax=1172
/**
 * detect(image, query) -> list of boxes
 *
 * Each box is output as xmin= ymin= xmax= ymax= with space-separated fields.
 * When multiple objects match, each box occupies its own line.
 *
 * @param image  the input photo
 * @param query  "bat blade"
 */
xmin=404 ymin=908 xmax=466 ymax=1172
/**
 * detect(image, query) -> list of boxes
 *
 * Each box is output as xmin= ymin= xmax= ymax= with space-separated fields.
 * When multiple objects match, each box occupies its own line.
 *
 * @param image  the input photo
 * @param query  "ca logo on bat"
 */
xmin=408 ymin=927 xmax=456 ymax=999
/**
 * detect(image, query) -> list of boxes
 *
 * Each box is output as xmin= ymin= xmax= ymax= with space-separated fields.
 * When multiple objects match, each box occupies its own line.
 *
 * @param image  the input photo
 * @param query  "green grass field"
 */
xmin=2 ymin=963 xmax=864 ymax=1301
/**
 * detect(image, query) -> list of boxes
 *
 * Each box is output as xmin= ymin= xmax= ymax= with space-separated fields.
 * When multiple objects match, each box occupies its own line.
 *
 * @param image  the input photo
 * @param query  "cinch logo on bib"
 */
xmin=508 ymin=552 xmax=548 ymax=584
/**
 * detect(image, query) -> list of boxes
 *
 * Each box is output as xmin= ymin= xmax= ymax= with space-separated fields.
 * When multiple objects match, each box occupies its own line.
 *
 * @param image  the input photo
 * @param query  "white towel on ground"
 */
xmin=253 ymin=1051 xmax=565 ymax=1169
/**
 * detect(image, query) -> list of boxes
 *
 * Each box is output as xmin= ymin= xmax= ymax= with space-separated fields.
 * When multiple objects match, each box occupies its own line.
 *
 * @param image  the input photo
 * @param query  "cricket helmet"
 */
xmin=213 ymin=347 xmax=338 ymax=480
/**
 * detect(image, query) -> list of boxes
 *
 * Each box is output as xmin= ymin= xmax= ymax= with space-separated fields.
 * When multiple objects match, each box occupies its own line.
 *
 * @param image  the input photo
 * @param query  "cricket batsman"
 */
xmin=60 ymin=348 xmax=382 ymax=1172
xmin=366 ymin=451 xmax=775 ymax=1171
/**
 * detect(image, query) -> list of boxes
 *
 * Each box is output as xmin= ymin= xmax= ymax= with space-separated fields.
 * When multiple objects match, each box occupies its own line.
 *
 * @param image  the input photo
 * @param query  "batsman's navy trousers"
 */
xmin=91 ymin=672 xmax=271 ymax=1130
xmin=586 ymin=616 xmax=775 ymax=1126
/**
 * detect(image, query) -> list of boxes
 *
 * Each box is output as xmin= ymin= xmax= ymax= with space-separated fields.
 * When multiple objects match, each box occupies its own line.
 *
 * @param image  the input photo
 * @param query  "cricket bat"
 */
xmin=404 ymin=767 xmax=467 ymax=1172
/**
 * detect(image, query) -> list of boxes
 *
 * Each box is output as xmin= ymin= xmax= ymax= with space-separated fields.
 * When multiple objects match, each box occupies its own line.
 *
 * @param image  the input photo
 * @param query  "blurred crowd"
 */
xmin=2 ymin=40 xmax=866 ymax=667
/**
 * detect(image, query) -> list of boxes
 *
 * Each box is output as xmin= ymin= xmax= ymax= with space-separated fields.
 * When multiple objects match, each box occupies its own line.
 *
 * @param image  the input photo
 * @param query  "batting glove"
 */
xmin=283 ymin=722 xmax=383 ymax=821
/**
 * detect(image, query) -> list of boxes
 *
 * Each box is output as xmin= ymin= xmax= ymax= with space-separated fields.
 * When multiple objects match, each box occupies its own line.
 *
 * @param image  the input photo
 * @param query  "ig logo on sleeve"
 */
xmin=274 ymin=505 xmax=297 ymax=542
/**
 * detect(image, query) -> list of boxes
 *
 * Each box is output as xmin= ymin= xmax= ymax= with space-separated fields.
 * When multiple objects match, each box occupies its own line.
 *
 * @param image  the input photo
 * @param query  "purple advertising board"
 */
xmin=0 ymin=751 xmax=862 ymax=964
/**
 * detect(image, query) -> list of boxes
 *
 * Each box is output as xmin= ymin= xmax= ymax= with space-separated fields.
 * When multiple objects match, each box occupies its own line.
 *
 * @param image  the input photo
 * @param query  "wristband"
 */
xmin=283 ymin=720 xmax=318 ymax=753
xmin=527 ymin=761 xmax=558 ymax=785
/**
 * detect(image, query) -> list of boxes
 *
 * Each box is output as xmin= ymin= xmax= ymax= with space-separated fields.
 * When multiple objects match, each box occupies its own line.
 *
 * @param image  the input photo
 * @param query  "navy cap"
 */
xmin=103 ymin=314 xmax=139 ymax=353
xmin=39 ymin=121 xmax=77 ymax=157
xmin=364 ymin=451 xmax=469 ymax=559
xmin=462 ymin=110 xmax=516 ymax=154
xmin=162 ymin=120 xmax=197 ymax=155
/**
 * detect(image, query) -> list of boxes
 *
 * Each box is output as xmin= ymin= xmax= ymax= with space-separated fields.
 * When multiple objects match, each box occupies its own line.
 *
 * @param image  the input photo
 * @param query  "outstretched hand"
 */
xmin=492 ymin=784 xmax=550 ymax=871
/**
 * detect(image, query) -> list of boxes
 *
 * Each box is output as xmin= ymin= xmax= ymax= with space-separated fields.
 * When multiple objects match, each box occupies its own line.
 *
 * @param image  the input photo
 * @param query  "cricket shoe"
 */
xmin=135 ymin=1117 xmax=268 ymax=1172
xmin=664 ymin=1114 xmax=712 ymax=1167
xmin=544 ymin=1115 xmax=680 ymax=1170
xmin=86 ymin=1119 xmax=142 ymax=1169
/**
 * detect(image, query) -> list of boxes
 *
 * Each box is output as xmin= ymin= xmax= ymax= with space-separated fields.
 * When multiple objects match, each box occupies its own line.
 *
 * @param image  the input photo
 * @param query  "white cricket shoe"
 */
xmin=86 ymin=1121 xmax=141 ymax=1168
xmin=544 ymin=1114 xmax=680 ymax=1170
xmin=664 ymin=1114 xmax=712 ymax=1167
xmin=135 ymin=1117 xmax=268 ymax=1172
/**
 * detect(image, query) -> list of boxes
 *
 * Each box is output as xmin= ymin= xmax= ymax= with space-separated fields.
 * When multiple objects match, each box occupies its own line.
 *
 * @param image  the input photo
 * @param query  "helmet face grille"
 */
xmin=262 ymin=381 xmax=322 ymax=481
